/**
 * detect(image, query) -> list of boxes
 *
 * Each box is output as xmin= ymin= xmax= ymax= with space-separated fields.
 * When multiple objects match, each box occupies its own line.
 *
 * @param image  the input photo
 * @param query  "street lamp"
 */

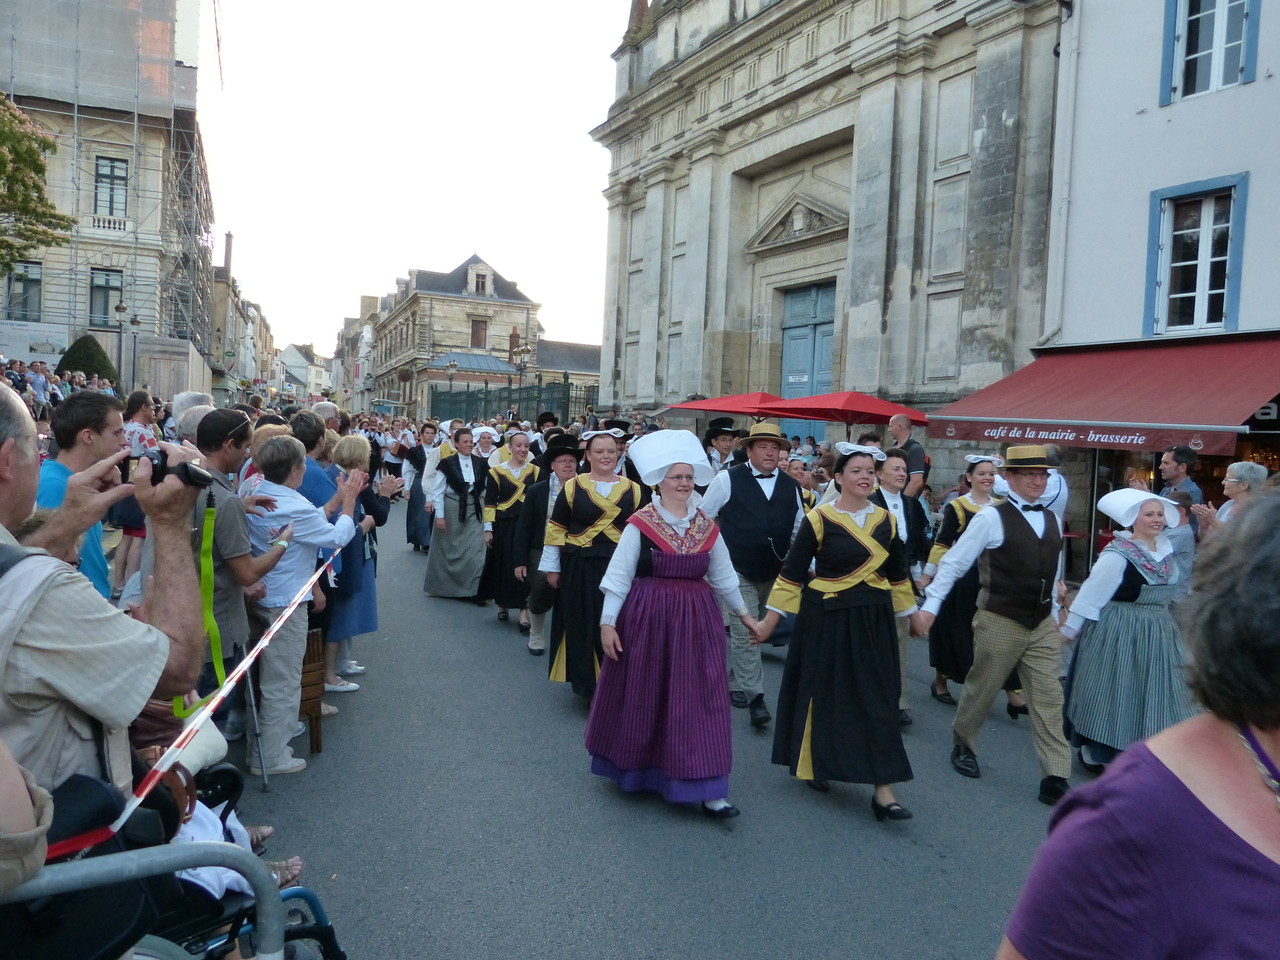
xmin=129 ymin=315 xmax=142 ymax=390
xmin=515 ymin=343 xmax=533 ymax=389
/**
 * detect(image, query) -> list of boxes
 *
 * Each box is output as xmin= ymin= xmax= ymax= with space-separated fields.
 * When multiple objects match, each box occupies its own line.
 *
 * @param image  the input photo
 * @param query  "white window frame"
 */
xmin=1144 ymin=173 xmax=1248 ymax=337
xmin=1165 ymin=0 xmax=1256 ymax=103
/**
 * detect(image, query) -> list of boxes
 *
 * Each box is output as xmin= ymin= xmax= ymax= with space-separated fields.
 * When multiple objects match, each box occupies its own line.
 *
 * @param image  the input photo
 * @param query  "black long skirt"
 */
xmin=928 ymin=567 xmax=1020 ymax=689
xmin=479 ymin=513 xmax=530 ymax=610
xmin=406 ymin=473 xmax=432 ymax=548
xmin=772 ymin=591 xmax=913 ymax=786
xmin=548 ymin=547 xmax=611 ymax=698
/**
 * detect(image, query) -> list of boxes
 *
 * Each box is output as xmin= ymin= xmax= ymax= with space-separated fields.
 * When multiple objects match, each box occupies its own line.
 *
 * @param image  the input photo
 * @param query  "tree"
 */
xmin=57 ymin=334 xmax=118 ymax=382
xmin=0 ymin=97 xmax=75 ymax=276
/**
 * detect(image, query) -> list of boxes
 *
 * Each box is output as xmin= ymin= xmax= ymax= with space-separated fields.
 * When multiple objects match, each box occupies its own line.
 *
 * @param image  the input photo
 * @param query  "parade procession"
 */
xmin=2 ymin=1 xmax=1279 ymax=959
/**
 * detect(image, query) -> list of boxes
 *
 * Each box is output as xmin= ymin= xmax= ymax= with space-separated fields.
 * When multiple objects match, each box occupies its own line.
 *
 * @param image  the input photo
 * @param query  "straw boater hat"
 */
xmin=628 ymin=430 xmax=716 ymax=487
xmin=702 ymin=417 xmax=738 ymax=447
xmin=1002 ymin=445 xmax=1053 ymax=469
xmin=1097 ymin=489 xmax=1181 ymax=529
xmin=740 ymin=422 xmax=791 ymax=452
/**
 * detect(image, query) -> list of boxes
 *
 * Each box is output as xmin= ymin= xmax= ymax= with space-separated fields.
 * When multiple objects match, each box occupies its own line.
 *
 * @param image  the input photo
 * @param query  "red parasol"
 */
xmin=667 ymin=391 xmax=786 ymax=420
xmin=758 ymin=391 xmax=928 ymax=438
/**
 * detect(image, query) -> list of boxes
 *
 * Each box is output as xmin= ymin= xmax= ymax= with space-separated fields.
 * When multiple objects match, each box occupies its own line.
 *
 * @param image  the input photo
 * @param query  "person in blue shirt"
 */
xmin=35 ymin=391 xmax=127 ymax=598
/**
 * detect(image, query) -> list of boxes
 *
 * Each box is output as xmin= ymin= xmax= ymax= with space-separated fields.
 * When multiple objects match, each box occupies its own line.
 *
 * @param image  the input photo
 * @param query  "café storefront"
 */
xmin=928 ymin=333 xmax=1280 ymax=575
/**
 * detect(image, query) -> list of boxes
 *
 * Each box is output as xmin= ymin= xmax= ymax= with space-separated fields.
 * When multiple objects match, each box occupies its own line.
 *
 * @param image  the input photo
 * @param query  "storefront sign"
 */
xmin=930 ymin=417 xmax=1241 ymax=457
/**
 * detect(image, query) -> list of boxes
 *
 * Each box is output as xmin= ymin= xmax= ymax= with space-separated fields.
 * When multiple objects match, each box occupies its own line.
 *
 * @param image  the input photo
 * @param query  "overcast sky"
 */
xmin=195 ymin=0 xmax=630 ymax=354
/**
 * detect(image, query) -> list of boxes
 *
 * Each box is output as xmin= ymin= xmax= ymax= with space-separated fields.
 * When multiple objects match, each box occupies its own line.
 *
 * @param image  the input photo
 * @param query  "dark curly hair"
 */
xmin=1183 ymin=492 xmax=1280 ymax=730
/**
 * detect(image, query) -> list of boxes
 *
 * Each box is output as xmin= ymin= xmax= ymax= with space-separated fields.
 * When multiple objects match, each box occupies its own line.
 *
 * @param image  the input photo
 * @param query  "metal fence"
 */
xmin=428 ymin=378 xmax=599 ymax=425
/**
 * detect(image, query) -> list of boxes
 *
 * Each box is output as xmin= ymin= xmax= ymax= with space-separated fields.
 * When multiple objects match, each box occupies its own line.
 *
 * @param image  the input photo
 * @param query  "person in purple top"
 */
xmin=998 ymin=492 xmax=1280 ymax=960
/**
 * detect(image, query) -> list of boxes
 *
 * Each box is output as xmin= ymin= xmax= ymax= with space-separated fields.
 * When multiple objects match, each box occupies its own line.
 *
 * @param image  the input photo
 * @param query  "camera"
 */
xmin=143 ymin=448 xmax=215 ymax=488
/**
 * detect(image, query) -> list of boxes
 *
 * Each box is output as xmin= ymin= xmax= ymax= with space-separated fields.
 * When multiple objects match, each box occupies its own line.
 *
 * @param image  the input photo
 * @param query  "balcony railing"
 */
xmin=84 ymin=215 xmax=132 ymax=232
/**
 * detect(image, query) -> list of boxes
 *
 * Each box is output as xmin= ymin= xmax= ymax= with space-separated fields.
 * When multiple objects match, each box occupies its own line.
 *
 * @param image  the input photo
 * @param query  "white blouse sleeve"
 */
xmin=429 ymin=469 xmax=448 ymax=516
xmin=707 ymin=535 xmax=748 ymax=616
xmin=537 ymin=544 xmax=561 ymax=574
xmin=598 ymin=525 xmax=642 ymax=626
xmin=1062 ymin=550 xmax=1128 ymax=639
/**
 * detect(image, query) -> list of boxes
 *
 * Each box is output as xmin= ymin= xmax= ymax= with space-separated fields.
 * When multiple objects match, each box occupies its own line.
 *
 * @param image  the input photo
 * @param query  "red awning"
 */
xmin=758 ymin=391 xmax=928 ymax=426
xmin=928 ymin=334 xmax=1280 ymax=457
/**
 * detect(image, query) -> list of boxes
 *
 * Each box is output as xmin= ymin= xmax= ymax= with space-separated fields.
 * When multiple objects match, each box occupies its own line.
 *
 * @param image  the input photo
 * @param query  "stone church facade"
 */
xmin=592 ymin=0 xmax=1062 ymax=438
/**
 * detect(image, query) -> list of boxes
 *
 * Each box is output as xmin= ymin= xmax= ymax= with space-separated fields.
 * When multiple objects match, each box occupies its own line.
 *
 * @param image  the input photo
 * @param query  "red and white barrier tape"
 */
xmin=46 ymin=549 xmax=340 ymax=862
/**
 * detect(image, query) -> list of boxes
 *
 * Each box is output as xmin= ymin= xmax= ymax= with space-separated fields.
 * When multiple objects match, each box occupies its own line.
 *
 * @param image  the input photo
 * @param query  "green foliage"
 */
xmin=57 ymin=334 xmax=118 ymax=382
xmin=0 ymin=97 xmax=75 ymax=276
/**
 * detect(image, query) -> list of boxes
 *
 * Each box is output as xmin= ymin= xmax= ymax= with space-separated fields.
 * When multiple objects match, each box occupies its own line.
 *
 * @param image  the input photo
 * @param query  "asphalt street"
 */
xmin=232 ymin=501 xmax=1080 ymax=960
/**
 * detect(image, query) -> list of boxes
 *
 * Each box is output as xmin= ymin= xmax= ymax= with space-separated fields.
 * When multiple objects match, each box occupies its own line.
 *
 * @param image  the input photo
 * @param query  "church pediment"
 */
xmin=746 ymin=192 xmax=849 ymax=254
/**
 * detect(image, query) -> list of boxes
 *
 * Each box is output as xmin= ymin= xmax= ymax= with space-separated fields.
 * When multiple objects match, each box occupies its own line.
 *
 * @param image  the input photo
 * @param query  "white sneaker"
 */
xmin=324 ymin=679 xmax=360 ymax=693
xmin=289 ymin=721 xmax=306 ymax=740
xmin=248 ymin=757 xmax=307 ymax=776
xmin=337 ymin=660 xmax=366 ymax=676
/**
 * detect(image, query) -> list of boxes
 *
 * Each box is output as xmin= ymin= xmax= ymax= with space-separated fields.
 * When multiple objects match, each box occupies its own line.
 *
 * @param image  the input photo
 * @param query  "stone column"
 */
xmin=599 ymin=182 xmax=632 ymax=411
xmin=678 ymin=132 xmax=724 ymax=401
xmin=636 ymin=160 xmax=676 ymax=406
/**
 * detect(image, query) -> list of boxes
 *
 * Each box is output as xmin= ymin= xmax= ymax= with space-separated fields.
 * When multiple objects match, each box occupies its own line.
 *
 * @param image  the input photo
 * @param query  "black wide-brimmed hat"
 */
xmin=540 ymin=433 xmax=581 ymax=471
xmin=536 ymin=411 xmax=559 ymax=428
xmin=602 ymin=418 xmax=631 ymax=432
xmin=702 ymin=416 xmax=738 ymax=447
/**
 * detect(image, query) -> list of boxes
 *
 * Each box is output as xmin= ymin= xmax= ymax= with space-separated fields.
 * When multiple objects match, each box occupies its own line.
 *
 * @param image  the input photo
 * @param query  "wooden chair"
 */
xmin=298 ymin=628 xmax=326 ymax=753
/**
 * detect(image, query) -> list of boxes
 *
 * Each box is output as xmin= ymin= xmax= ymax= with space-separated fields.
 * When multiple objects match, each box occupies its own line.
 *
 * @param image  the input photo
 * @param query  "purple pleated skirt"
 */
xmin=585 ymin=550 xmax=732 ymax=803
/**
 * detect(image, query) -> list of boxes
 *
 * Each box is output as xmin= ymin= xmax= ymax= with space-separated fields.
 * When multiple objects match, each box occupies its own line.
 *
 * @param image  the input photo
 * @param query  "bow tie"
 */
xmin=1021 ymin=503 xmax=1045 ymax=512
xmin=754 ymin=473 xmax=775 ymax=480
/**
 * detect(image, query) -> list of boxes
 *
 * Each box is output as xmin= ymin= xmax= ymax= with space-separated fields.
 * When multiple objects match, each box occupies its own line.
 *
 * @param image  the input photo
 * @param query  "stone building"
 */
xmin=332 ymin=299 xmax=376 ymax=413
xmin=211 ymin=233 xmax=275 ymax=406
xmin=1 ymin=0 xmax=216 ymax=399
xmin=591 ymin=0 xmax=1061 ymax=445
xmin=369 ymin=255 xmax=543 ymax=418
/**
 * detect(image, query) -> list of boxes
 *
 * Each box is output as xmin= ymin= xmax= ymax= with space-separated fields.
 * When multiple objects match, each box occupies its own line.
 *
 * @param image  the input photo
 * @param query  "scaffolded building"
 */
xmin=1 ymin=0 xmax=214 ymax=397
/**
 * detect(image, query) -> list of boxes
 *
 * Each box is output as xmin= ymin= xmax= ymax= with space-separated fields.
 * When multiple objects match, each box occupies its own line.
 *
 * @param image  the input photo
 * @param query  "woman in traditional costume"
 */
xmin=423 ymin=427 xmax=489 ymax=599
xmin=480 ymin=431 xmax=541 ymax=629
xmin=757 ymin=446 xmax=925 ymax=822
xmin=586 ymin=430 xmax=758 ymax=819
xmin=404 ymin=422 xmax=438 ymax=552
xmin=539 ymin=428 xmax=641 ymax=697
xmin=1062 ymin=489 xmax=1199 ymax=770
xmin=918 ymin=454 xmax=1027 ymax=717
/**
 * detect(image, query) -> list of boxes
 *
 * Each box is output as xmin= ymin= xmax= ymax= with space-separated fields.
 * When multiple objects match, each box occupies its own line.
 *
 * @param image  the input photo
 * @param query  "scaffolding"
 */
xmin=1 ymin=0 xmax=215 ymax=390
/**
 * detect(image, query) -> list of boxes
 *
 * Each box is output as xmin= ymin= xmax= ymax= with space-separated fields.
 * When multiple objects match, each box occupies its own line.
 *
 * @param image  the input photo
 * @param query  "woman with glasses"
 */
xmin=1190 ymin=461 xmax=1269 ymax=535
xmin=585 ymin=431 xmax=757 ymax=819
xmin=1061 ymin=489 xmax=1198 ymax=771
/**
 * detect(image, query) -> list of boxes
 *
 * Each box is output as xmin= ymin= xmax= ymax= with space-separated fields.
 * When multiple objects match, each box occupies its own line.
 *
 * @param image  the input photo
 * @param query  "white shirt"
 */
xmin=381 ymin=431 xmax=402 ymax=464
xmin=921 ymin=492 xmax=1064 ymax=618
xmin=880 ymin=489 xmax=908 ymax=542
xmin=430 ymin=456 xmax=476 ymax=515
xmin=1061 ymin=533 xmax=1175 ymax=640
xmin=993 ymin=469 xmax=1068 ymax=522
xmin=246 ymin=479 xmax=357 ymax=607
xmin=598 ymin=498 xmax=746 ymax=624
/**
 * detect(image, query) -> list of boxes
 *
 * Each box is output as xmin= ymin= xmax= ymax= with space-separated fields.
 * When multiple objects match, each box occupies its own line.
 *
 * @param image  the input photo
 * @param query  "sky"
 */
xmin=194 ymin=0 xmax=631 ymax=354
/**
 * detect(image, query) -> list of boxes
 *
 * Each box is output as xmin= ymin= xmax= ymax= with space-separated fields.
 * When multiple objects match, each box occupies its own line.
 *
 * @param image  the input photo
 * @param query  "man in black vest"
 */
xmin=914 ymin=445 xmax=1072 ymax=806
xmin=871 ymin=447 xmax=931 ymax=726
xmin=701 ymin=422 xmax=806 ymax=728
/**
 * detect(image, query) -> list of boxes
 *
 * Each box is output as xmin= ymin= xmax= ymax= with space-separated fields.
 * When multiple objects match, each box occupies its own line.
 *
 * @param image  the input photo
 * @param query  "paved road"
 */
xmin=233 ymin=502 xmax=1076 ymax=960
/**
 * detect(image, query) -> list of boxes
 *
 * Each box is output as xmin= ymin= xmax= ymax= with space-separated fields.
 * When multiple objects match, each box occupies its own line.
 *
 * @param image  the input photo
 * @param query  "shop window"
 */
xmin=1144 ymin=173 xmax=1247 ymax=336
xmin=1160 ymin=0 xmax=1259 ymax=105
xmin=6 ymin=262 xmax=41 ymax=322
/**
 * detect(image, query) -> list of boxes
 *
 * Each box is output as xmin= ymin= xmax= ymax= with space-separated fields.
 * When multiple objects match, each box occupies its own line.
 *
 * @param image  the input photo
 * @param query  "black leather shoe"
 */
xmin=899 ymin=709 xmax=913 ymax=727
xmin=1006 ymin=702 xmax=1029 ymax=720
xmin=702 ymin=802 xmax=740 ymax=820
xmin=729 ymin=691 xmax=749 ymax=709
xmin=805 ymin=778 xmax=830 ymax=793
xmin=748 ymin=694 xmax=771 ymax=728
xmin=950 ymin=744 xmax=981 ymax=778
xmin=871 ymin=798 xmax=913 ymax=821
xmin=1038 ymin=776 xmax=1070 ymax=806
